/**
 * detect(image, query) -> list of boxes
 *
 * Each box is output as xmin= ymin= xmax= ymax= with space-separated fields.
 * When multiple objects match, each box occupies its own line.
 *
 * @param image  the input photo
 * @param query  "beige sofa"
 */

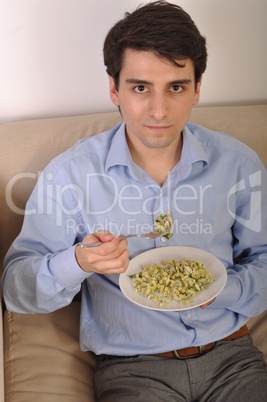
xmin=1 ymin=105 xmax=267 ymax=402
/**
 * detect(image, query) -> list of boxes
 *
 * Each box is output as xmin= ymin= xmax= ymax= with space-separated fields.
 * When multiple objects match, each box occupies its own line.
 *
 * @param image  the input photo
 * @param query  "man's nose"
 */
xmin=148 ymin=93 xmax=168 ymax=120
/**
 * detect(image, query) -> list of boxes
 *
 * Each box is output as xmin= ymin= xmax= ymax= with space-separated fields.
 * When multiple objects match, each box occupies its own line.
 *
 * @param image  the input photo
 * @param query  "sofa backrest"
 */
xmin=0 ymin=105 xmax=266 ymax=271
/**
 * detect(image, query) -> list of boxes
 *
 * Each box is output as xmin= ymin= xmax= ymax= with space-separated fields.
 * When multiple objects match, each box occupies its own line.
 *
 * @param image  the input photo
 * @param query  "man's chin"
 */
xmin=141 ymin=138 xmax=178 ymax=149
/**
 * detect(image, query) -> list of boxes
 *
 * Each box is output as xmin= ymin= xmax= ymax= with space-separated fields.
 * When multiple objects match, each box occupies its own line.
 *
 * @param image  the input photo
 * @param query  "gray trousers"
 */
xmin=94 ymin=335 xmax=267 ymax=401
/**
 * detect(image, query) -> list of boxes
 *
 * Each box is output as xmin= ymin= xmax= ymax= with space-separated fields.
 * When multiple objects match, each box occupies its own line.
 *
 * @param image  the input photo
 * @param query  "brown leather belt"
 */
xmin=96 ymin=325 xmax=249 ymax=362
xmin=157 ymin=325 xmax=249 ymax=359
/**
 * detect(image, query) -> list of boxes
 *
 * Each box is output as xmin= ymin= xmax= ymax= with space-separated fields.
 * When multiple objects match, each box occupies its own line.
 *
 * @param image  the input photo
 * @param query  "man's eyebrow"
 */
xmin=126 ymin=79 xmax=153 ymax=85
xmin=168 ymin=79 xmax=192 ymax=85
xmin=125 ymin=78 xmax=192 ymax=86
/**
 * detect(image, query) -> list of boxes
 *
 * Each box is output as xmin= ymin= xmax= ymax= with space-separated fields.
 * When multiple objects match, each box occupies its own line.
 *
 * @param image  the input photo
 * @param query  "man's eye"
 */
xmin=171 ymin=85 xmax=183 ymax=92
xmin=134 ymin=85 xmax=147 ymax=93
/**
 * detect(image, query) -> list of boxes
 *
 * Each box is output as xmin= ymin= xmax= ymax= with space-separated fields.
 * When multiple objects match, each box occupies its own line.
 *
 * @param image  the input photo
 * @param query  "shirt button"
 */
xmin=186 ymin=314 xmax=191 ymax=320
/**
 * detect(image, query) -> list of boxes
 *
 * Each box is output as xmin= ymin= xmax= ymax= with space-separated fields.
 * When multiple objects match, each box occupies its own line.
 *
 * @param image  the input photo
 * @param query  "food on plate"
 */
xmin=130 ymin=258 xmax=215 ymax=307
xmin=154 ymin=210 xmax=173 ymax=241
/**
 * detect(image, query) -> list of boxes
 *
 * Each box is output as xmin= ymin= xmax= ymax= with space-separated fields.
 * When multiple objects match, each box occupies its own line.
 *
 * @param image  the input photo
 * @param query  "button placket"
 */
xmin=181 ymin=310 xmax=197 ymax=323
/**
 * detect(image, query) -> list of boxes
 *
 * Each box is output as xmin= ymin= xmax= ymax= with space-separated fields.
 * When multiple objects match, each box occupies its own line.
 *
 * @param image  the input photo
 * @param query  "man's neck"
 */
xmin=127 ymin=134 xmax=183 ymax=186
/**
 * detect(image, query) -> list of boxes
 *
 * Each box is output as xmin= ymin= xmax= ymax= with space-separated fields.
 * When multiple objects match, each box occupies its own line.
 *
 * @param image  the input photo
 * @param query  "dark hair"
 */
xmin=103 ymin=1 xmax=207 ymax=89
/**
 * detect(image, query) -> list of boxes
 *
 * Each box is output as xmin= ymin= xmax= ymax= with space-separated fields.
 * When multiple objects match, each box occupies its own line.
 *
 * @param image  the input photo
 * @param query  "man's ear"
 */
xmin=193 ymin=76 xmax=202 ymax=106
xmin=108 ymin=76 xmax=119 ymax=106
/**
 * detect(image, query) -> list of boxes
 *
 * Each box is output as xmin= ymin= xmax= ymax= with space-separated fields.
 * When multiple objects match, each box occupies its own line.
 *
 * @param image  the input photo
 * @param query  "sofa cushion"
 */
xmin=4 ymin=302 xmax=96 ymax=402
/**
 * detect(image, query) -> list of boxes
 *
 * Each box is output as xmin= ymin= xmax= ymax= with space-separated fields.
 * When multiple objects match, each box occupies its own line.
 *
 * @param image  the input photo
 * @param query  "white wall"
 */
xmin=1 ymin=0 xmax=266 ymax=123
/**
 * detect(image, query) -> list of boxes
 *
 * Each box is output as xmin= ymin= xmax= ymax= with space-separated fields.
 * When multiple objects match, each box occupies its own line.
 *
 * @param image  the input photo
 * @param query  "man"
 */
xmin=3 ymin=1 xmax=267 ymax=401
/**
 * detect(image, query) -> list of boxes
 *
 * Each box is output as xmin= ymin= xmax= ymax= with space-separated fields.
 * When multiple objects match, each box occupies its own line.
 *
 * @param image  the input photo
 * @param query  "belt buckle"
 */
xmin=173 ymin=345 xmax=207 ymax=359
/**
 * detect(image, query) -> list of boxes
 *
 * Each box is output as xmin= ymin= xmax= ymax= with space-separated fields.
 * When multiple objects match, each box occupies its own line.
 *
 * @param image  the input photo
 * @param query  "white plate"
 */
xmin=119 ymin=246 xmax=227 ymax=311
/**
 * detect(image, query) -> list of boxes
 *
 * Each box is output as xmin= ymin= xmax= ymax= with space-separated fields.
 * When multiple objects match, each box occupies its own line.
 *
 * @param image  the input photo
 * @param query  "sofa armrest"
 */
xmin=247 ymin=311 xmax=267 ymax=362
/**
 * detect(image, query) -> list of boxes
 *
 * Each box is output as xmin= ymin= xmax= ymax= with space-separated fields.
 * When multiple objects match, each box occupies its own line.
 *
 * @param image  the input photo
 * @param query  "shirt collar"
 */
xmin=182 ymin=125 xmax=209 ymax=167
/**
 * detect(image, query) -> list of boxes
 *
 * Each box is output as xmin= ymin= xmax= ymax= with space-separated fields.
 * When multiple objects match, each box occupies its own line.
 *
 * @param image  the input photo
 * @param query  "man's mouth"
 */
xmin=144 ymin=124 xmax=172 ymax=130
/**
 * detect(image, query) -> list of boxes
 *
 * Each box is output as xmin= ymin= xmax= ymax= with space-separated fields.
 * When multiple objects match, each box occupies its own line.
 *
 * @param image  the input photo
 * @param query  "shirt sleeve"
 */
xmin=2 ymin=162 xmax=92 ymax=313
xmin=209 ymin=161 xmax=267 ymax=317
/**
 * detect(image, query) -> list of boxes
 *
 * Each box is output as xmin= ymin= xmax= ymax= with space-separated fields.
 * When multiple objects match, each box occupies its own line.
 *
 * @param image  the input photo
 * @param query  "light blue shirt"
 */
xmin=3 ymin=122 xmax=267 ymax=355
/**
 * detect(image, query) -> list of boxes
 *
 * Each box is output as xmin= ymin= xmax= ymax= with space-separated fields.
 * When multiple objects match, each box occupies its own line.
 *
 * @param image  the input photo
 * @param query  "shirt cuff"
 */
xmin=208 ymin=273 xmax=242 ymax=309
xmin=49 ymin=245 xmax=92 ymax=289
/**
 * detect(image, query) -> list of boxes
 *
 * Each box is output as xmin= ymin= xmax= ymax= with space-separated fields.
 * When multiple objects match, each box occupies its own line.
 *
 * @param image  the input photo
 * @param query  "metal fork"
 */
xmin=77 ymin=231 xmax=161 ymax=248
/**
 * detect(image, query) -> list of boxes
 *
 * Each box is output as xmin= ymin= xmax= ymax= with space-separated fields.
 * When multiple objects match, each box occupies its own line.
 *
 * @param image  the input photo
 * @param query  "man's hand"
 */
xmin=75 ymin=231 xmax=129 ymax=274
xmin=199 ymin=297 xmax=215 ymax=309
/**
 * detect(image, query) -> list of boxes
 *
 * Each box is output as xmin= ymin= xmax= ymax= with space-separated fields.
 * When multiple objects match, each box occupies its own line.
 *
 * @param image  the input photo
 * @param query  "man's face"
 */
xmin=109 ymin=49 xmax=201 ymax=150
